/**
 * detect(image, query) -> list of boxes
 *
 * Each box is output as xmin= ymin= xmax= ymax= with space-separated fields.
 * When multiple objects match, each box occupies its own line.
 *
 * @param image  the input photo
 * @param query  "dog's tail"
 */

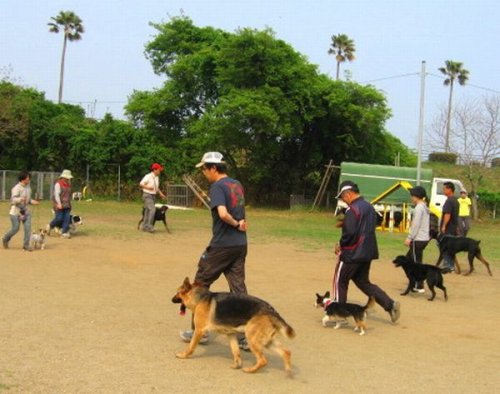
xmin=272 ymin=315 xmax=296 ymax=339
xmin=363 ymin=297 xmax=375 ymax=311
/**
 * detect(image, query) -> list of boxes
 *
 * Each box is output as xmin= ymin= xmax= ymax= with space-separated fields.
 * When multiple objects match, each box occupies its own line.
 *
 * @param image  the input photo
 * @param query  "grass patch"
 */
xmin=2 ymin=201 xmax=498 ymax=266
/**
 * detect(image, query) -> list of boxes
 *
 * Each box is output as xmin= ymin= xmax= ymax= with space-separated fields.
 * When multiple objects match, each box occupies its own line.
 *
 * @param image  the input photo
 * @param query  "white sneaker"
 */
xmin=413 ymin=288 xmax=425 ymax=294
xmin=61 ymin=233 xmax=71 ymax=239
xmin=179 ymin=330 xmax=209 ymax=344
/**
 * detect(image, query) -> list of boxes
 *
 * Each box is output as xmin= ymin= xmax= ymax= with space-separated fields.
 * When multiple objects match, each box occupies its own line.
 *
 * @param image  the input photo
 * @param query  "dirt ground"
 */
xmin=1 ymin=215 xmax=500 ymax=393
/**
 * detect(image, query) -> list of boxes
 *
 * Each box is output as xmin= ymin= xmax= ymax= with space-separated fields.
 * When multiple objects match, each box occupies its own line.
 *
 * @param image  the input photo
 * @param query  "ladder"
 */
xmin=311 ymin=159 xmax=337 ymax=211
xmin=182 ymin=175 xmax=211 ymax=210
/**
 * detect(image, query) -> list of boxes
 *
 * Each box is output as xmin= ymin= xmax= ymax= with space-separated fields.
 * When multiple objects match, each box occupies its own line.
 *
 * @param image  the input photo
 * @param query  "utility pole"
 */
xmin=416 ymin=60 xmax=426 ymax=186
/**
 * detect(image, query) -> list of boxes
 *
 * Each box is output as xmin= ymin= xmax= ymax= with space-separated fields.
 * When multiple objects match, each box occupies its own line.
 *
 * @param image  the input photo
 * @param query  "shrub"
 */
xmin=428 ymin=152 xmax=458 ymax=164
xmin=491 ymin=157 xmax=500 ymax=167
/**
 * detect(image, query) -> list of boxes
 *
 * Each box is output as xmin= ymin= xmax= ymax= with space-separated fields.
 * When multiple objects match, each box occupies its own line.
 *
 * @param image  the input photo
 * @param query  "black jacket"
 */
xmin=340 ymin=197 xmax=379 ymax=263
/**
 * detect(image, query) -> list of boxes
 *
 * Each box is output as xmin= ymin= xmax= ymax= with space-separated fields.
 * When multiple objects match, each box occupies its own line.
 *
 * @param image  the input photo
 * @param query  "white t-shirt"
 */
xmin=140 ymin=172 xmax=159 ymax=195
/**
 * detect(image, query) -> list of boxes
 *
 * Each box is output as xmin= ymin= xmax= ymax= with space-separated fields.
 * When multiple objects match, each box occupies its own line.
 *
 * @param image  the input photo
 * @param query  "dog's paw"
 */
xmin=175 ymin=351 xmax=190 ymax=359
xmin=359 ymin=330 xmax=365 ymax=336
xmin=400 ymin=292 xmax=408 ymax=296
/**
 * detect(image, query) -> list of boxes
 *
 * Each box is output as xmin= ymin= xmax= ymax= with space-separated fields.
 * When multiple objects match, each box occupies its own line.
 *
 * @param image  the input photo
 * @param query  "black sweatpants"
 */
xmin=194 ymin=244 xmax=248 ymax=295
xmin=406 ymin=240 xmax=429 ymax=289
xmin=334 ymin=260 xmax=394 ymax=311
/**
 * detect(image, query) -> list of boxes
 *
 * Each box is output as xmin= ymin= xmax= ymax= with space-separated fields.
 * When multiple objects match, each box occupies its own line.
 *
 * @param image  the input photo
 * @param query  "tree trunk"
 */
xmin=445 ymin=79 xmax=454 ymax=152
xmin=336 ymin=61 xmax=340 ymax=81
xmin=58 ymin=34 xmax=68 ymax=103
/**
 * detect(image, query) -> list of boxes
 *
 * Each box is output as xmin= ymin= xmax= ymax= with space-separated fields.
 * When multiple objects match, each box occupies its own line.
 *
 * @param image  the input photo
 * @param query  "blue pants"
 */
xmin=3 ymin=214 xmax=32 ymax=249
xmin=50 ymin=208 xmax=71 ymax=234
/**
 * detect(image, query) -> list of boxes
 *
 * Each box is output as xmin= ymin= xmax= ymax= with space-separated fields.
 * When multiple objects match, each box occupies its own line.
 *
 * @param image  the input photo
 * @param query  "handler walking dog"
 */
xmin=333 ymin=181 xmax=401 ymax=323
xmin=179 ymin=152 xmax=250 ymax=350
xmin=139 ymin=163 xmax=167 ymax=233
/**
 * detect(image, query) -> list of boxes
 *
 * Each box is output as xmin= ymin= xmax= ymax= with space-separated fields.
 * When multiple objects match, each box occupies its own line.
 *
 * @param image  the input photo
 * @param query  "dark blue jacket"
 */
xmin=340 ymin=197 xmax=379 ymax=263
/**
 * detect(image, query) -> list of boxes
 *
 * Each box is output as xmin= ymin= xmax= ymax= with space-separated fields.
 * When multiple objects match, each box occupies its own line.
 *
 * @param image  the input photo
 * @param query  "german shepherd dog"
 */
xmin=315 ymin=291 xmax=374 ymax=335
xmin=434 ymin=234 xmax=492 ymax=276
xmin=392 ymin=255 xmax=448 ymax=301
xmin=171 ymin=278 xmax=296 ymax=375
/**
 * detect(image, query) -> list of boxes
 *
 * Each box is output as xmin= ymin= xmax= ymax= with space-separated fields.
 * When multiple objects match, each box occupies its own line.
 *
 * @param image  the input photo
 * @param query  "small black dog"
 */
xmin=393 ymin=255 xmax=448 ymax=301
xmin=315 ymin=291 xmax=374 ymax=335
xmin=435 ymin=234 xmax=492 ymax=276
xmin=138 ymin=204 xmax=170 ymax=232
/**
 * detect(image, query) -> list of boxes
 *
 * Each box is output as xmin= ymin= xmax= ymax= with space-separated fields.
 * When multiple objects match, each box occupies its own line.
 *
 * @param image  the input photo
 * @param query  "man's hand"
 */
xmin=159 ymin=192 xmax=167 ymax=200
xmin=404 ymin=238 xmax=412 ymax=247
xmin=334 ymin=243 xmax=341 ymax=255
xmin=237 ymin=219 xmax=248 ymax=232
xmin=56 ymin=203 xmax=63 ymax=210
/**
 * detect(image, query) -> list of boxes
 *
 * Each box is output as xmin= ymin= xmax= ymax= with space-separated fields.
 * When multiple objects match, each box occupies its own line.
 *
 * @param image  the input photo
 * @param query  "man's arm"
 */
xmin=339 ymin=209 xmax=358 ymax=248
xmin=217 ymin=205 xmax=247 ymax=232
xmin=441 ymin=213 xmax=450 ymax=233
xmin=54 ymin=183 xmax=62 ymax=209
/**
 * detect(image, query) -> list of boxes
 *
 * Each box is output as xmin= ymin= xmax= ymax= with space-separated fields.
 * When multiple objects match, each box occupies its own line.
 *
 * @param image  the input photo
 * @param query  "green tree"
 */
xmin=48 ymin=11 xmax=84 ymax=103
xmin=438 ymin=60 xmax=469 ymax=152
xmin=328 ymin=34 xmax=356 ymax=80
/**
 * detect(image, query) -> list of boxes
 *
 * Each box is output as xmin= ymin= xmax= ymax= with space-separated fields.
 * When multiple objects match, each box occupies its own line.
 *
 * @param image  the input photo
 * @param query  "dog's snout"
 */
xmin=172 ymin=294 xmax=182 ymax=304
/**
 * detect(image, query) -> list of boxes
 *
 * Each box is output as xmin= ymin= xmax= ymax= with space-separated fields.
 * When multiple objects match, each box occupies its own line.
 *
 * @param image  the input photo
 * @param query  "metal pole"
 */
xmin=416 ymin=60 xmax=426 ymax=186
xmin=117 ymin=164 xmax=121 ymax=201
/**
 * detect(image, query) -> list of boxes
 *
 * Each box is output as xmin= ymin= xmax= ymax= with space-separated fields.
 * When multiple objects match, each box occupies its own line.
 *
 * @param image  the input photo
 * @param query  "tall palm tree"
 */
xmin=328 ymin=34 xmax=355 ymax=80
xmin=48 ymin=11 xmax=84 ymax=103
xmin=438 ymin=60 xmax=469 ymax=152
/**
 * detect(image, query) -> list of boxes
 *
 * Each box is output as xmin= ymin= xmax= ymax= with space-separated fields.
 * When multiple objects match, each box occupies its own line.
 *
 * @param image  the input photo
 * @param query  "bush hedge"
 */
xmin=428 ymin=152 xmax=458 ymax=164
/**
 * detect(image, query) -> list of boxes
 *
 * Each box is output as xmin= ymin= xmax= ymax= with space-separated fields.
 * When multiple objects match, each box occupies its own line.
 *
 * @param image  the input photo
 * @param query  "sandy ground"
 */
xmin=1 ymin=218 xmax=500 ymax=393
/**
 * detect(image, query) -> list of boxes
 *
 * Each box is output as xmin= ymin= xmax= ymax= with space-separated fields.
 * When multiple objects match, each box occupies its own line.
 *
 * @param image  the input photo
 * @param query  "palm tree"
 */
xmin=438 ymin=60 xmax=469 ymax=152
xmin=328 ymin=34 xmax=355 ymax=80
xmin=48 ymin=11 xmax=84 ymax=103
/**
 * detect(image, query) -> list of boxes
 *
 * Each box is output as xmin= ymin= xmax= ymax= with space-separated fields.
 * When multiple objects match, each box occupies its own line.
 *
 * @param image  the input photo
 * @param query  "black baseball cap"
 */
xmin=409 ymin=186 xmax=427 ymax=199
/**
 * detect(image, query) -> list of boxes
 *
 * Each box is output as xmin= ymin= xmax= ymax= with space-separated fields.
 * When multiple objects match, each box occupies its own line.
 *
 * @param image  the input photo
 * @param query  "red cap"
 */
xmin=151 ymin=163 xmax=164 ymax=171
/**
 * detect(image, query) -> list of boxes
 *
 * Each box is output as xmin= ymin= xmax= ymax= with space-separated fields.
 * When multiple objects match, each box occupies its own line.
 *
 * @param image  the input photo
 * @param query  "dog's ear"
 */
xmin=324 ymin=291 xmax=330 ymax=298
xmin=182 ymin=277 xmax=192 ymax=290
xmin=315 ymin=293 xmax=321 ymax=298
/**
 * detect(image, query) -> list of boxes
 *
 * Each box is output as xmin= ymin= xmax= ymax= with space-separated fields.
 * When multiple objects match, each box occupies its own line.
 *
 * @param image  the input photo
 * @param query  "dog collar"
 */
xmin=323 ymin=298 xmax=333 ymax=309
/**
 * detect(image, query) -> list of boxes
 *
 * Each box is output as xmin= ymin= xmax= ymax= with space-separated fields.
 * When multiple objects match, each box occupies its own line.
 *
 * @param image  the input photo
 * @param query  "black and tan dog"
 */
xmin=137 ymin=204 xmax=170 ymax=232
xmin=315 ymin=291 xmax=374 ymax=335
xmin=393 ymin=255 xmax=448 ymax=301
xmin=171 ymin=277 xmax=295 ymax=375
xmin=435 ymin=234 xmax=492 ymax=276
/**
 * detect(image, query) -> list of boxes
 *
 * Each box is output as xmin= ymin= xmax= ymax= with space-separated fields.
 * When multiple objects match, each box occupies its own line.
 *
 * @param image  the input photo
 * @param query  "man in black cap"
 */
xmin=333 ymin=180 xmax=400 ymax=323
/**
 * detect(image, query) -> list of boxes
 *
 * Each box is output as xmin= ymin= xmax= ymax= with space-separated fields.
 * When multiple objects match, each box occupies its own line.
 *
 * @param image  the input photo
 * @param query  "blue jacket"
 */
xmin=340 ymin=197 xmax=379 ymax=263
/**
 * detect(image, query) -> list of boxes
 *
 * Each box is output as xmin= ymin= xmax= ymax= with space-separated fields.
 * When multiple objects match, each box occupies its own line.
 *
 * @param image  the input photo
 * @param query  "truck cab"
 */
xmin=429 ymin=177 xmax=466 ymax=217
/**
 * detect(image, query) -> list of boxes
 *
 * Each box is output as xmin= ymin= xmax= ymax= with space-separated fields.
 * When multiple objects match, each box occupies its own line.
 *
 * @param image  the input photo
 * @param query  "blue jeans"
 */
xmin=50 ymin=208 xmax=71 ymax=234
xmin=3 ymin=214 xmax=31 ymax=249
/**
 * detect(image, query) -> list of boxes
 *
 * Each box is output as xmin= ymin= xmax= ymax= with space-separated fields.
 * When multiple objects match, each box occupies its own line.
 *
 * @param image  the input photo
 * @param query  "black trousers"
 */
xmin=406 ymin=240 xmax=429 ymax=289
xmin=194 ymin=244 xmax=248 ymax=295
xmin=334 ymin=260 xmax=394 ymax=311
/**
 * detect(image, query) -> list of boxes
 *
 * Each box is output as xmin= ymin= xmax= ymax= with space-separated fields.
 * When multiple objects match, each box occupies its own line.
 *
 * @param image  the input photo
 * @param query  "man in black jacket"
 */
xmin=333 ymin=181 xmax=400 ymax=323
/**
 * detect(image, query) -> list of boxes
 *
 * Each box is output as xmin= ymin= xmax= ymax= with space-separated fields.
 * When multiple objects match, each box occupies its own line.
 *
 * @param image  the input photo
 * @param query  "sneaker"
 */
xmin=23 ymin=246 xmax=33 ymax=252
xmin=442 ymin=267 xmax=454 ymax=274
xmin=389 ymin=301 xmax=401 ymax=323
xmin=2 ymin=239 xmax=8 ymax=249
xmin=179 ymin=330 xmax=209 ymax=344
xmin=412 ymin=288 xmax=425 ymax=294
xmin=45 ymin=224 xmax=51 ymax=236
xmin=238 ymin=337 xmax=250 ymax=352
xmin=61 ymin=233 xmax=71 ymax=239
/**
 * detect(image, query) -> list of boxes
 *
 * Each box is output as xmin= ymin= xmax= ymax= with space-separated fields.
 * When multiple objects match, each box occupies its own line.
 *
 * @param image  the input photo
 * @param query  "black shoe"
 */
xmin=389 ymin=301 xmax=401 ymax=323
xmin=442 ymin=267 xmax=455 ymax=274
xmin=23 ymin=246 xmax=33 ymax=252
xmin=2 ymin=239 xmax=8 ymax=249
xmin=238 ymin=337 xmax=250 ymax=352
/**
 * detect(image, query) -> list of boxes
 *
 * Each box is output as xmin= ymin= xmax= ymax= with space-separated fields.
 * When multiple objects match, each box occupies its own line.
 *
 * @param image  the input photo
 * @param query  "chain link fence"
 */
xmin=0 ymin=170 xmax=60 ymax=201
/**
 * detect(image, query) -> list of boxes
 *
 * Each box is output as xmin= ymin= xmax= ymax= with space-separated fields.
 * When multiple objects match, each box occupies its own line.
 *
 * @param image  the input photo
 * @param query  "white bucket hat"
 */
xmin=195 ymin=152 xmax=225 ymax=168
xmin=59 ymin=169 xmax=73 ymax=179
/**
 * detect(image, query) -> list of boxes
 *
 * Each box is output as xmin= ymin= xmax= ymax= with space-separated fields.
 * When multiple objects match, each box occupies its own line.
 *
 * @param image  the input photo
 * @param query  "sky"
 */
xmin=1 ymin=0 xmax=499 ymax=150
